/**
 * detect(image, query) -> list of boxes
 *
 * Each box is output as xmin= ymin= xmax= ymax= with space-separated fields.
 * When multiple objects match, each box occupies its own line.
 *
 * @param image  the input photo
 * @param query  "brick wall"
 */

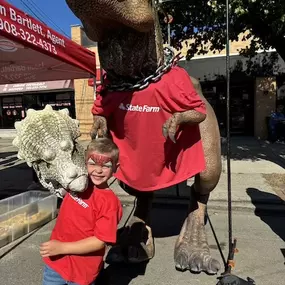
xmin=71 ymin=25 xmax=95 ymax=141
xmin=174 ymin=31 xmax=254 ymax=58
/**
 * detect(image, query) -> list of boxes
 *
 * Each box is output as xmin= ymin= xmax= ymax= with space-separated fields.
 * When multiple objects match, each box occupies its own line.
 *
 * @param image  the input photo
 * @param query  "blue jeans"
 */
xmin=42 ymin=265 xmax=96 ymax=285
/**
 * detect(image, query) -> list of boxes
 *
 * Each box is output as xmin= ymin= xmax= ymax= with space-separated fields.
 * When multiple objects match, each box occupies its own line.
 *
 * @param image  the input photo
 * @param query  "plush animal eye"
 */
xmin=43 ymin=149 xmax=56 ymax=161
xmin=60 ymin=140 xmax=71 ymax=151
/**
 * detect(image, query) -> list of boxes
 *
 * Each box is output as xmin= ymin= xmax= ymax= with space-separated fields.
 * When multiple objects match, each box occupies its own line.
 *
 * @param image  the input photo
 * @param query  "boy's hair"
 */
xmin=86 ymin=138 xmax=119 ymax=163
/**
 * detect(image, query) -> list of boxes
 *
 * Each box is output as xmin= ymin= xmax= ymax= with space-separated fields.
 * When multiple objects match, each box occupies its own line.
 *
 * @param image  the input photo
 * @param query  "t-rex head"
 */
xmin=66 ymin=0 xmax=164 ymax=83
xmin=12 ymin=105 xmax=88 ymax=198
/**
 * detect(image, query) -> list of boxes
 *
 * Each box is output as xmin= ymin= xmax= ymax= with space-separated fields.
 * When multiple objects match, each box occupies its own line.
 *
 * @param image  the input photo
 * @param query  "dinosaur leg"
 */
xmin=174 ymin=101 xmax=222 ymax=274
xmin=106 ymin=184 xmax=154 ymax=264
xmin=174 ymin=185 xmax=219 ymax=274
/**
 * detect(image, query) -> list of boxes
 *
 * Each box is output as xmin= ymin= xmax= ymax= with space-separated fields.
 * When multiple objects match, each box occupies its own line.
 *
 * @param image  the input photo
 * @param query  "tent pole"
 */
xmin=225 ymin=0 xmax=233 ymax=267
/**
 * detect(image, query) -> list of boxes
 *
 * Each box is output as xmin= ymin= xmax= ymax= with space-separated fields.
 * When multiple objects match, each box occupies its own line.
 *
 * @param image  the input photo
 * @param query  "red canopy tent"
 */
xmin=0 ymin=0 xmax=96 ymax=84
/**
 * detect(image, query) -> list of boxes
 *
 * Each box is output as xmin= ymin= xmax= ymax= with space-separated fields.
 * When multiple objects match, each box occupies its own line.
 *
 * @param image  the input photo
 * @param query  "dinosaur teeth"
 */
xmin=27 ymin=162 xmax=33 ymax=167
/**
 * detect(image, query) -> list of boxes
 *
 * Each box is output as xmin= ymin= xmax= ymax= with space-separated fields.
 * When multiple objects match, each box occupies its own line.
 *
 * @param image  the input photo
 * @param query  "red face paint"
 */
xmin=87 ymin=152 xmax=113 ymax=167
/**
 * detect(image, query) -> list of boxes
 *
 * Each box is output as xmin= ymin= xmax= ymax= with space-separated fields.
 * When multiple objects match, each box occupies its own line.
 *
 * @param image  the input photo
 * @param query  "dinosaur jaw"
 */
xmin=65 ymin=0 xmax=155 ymax=42
xmin=38 ymin=173 xmax=88 ymax=198
xmin=65 ymin=0 xmax=164 ymax=81
xmin=68 ymin=175 xmax=89 ymax=192
xmin=98 ymin=25 xmax=163 ymax=81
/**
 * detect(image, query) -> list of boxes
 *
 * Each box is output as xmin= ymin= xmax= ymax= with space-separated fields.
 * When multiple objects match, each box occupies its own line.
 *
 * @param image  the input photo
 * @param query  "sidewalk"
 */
xmin=0 ymin=137 xmax=285 ymax=285
xmin=0 ymin=129 xmax=17 ymax=139
xmin=1 ymin=136 xmax=284 ymax=206
xmin=109 ymin=136 xmax=285 ymax=213
xmin=1 ymin=204 xmax=285 ymax=285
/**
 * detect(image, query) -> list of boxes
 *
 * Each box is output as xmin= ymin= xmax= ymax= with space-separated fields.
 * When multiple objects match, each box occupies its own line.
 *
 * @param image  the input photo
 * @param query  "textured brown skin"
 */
xmin=66 ymin=0 xmax=163 ymax=81
xmin=67 ymin=0 xmax=222 ymax=274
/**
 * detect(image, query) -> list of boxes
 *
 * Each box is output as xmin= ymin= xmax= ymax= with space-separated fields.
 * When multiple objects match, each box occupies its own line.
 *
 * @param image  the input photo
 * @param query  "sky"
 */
xmin=7 ymin=0 xmax=81 ymax=38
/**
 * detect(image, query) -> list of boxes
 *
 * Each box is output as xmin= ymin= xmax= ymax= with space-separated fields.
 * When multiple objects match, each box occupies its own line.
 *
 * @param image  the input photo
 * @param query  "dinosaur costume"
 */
xmin=65 ymin=0 xmax=222 ymax=274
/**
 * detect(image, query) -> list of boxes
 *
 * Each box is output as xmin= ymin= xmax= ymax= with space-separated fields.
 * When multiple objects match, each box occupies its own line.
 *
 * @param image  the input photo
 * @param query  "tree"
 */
xmin=159 ymin=0 xmax=285 ymax=62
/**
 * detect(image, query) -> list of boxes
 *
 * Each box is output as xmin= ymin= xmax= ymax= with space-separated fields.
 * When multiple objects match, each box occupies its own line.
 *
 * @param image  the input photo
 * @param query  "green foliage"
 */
xmin=205 ymin=52 xmax=281 ymax=82
xmin=159 ymin=0 xmax=285 ymax=61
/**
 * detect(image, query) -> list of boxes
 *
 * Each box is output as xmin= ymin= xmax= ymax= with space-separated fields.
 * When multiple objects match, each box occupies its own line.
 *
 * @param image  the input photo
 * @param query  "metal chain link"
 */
xmin=104 ymin=47 xmax=182 ymax=92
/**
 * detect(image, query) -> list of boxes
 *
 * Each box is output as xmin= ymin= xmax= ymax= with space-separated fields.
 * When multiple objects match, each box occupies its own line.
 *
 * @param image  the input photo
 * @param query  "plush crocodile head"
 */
xmin=12 ymin=105 xmax=88 ymax=198
xmin=66 ymin=0 xmax=164 ymax=83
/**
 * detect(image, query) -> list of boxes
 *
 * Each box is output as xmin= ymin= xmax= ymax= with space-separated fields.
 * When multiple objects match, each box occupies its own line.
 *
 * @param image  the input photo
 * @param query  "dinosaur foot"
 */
xmin=174 ymin=204 xmax=220 ymax=275
xmin=105 ymin=216 xmax=154 ymax=264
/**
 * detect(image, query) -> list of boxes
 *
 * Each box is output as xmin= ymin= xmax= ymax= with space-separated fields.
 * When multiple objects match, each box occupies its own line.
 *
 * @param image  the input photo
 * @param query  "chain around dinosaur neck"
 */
xmin=103 ymin=47 xmax=182 ymax=92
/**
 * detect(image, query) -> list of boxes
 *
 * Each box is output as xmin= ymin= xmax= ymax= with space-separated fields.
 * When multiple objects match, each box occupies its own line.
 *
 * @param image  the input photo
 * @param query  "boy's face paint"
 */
xmin=86 ymin=152 xmax=115 ymax=187
xmin=87 ymin=152 xmax=113 ymax=167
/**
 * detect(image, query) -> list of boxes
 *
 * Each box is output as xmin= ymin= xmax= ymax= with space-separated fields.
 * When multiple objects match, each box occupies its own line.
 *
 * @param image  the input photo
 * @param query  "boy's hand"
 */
xmin=40 ymin=240 xmax=66 ymax=257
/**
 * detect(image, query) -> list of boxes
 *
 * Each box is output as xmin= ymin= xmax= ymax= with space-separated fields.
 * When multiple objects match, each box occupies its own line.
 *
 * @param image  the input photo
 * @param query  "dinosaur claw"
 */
xmin=162 ymin=125 xmax=168 ymax=139
xmin=169 ymin=133 xmax=176 ymax=143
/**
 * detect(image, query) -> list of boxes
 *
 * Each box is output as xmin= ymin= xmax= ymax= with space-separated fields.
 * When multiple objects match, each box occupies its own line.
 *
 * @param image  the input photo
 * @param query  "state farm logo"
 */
xmin=119 ymin=103 xmax=160 ymax=113
xmin=0 ymin=39 xmax=18 ymax=52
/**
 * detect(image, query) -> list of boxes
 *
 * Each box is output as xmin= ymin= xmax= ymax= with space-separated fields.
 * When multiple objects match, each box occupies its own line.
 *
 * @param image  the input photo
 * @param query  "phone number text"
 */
xmin=0 ymin=18 xmax=58 ymax=55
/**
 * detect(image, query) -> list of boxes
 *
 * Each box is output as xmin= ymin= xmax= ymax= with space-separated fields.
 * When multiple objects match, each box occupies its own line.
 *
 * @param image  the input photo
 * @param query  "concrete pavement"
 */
xmin=0 ymin=136 xmax=284 ymax=208
xmin=0 ymin=206 xmax=285 ymax=285
xmin=0 ymin=136 xmax=284 ymax=285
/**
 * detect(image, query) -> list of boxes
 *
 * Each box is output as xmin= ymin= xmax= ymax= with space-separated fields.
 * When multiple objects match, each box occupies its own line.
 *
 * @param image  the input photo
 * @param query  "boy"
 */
xmin=40 ymin=138 xmax=123 ymax=285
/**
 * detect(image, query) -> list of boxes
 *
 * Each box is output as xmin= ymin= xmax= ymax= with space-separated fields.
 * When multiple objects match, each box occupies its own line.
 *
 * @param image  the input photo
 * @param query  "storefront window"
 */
xmin=0 ymin=91 xmax=75 ymax=129
xmin=39 ymin=92 xmax=75 ymax=118
xmin=0 ymin=96 xmax=24 ymax=128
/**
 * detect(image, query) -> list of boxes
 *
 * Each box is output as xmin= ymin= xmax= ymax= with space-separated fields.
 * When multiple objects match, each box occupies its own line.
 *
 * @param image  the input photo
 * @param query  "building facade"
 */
xmin=70 ymin=25 xmax=101 ymax=140
xmin=71 ymin=26 xmax=285 ymax=140
xmin=0 ymin=80 xmax=75 ymax=129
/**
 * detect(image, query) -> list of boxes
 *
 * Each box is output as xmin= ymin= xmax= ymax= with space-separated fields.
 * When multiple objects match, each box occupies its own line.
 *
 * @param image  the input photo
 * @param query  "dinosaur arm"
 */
xmin=90 ymin=92 xmax=113 ymax=138
xmin=162 ymin=110 xmax=206 ymax=143
xmin=90 ymin=90 xmax=132 ymax=139
xmin=162 ymin=69 xmax=207 ymax=143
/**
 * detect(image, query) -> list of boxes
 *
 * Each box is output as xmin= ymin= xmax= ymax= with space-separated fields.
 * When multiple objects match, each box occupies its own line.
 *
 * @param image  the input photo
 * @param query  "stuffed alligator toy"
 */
xmin=12 ymin=105 xmax=88 ymax=198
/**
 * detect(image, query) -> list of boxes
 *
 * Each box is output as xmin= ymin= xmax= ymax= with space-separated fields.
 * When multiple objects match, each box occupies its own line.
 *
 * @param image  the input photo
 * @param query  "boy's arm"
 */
xmin=40 ymin=194 xmax=123 ymax=258
xmin=40 ymin=237 xmax=105 ymax=257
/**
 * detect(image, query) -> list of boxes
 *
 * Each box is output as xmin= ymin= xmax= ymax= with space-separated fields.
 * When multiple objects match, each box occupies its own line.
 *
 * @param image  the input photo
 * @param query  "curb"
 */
xmin=0 ymin=136 xmax=16 ymax=139
xmin=1 ymin=187 xmax=284 ymax=216
xmin=116 ymin=194 xmax=285 ymax=215
xmin=0 ymin=130 xmax=17 ymax=139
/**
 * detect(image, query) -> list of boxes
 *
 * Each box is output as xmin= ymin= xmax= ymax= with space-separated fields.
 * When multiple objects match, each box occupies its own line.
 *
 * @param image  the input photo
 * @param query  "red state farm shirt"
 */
xmin=92 ymin=66 xmax=206 ymax=191
xmin=43 ymin=184 xmax=123 ymax=285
